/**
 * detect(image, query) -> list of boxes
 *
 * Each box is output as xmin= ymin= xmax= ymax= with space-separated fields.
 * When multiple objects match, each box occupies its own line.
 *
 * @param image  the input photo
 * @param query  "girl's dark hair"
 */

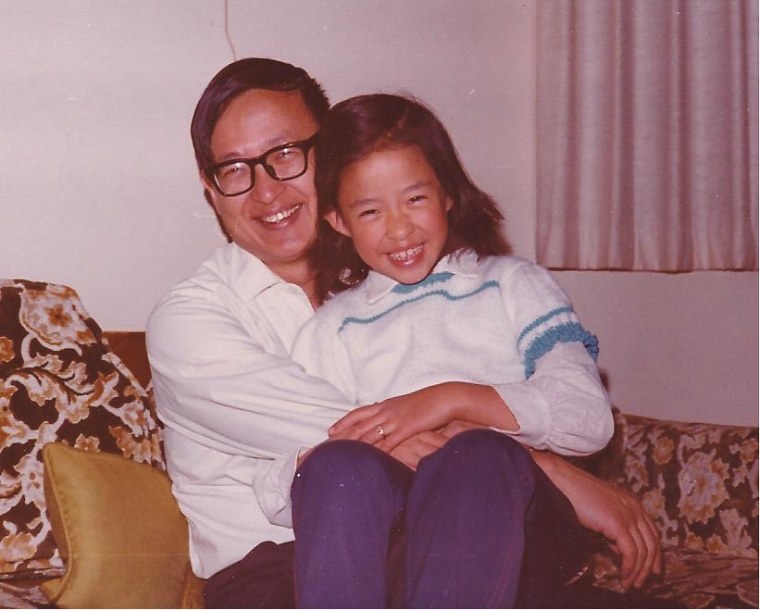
xmin=191 ymin=58 xmax=330 ymax=171
xmin=313 ymin=93 xmax=511 ymax=303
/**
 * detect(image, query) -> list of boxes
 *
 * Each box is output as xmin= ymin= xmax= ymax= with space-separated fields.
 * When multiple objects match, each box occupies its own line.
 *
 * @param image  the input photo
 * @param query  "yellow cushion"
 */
xmin=41 ymin=442 xmax=203 ymax=608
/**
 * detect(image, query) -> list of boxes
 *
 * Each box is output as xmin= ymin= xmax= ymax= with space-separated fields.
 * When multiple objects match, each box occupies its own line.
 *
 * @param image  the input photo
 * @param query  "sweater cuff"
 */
xmin=492 ymin=382 xmax=552 ymax=449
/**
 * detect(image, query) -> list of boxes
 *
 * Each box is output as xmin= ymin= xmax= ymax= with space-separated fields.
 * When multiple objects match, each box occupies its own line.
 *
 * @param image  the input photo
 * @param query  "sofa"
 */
xmin=0 ymin=279 xmax=757 ymax=608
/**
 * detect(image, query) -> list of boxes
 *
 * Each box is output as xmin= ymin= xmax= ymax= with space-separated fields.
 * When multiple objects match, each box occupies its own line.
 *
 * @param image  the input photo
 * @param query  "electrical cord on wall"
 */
xmin=224 ymin=0 xmax=238 ymax=61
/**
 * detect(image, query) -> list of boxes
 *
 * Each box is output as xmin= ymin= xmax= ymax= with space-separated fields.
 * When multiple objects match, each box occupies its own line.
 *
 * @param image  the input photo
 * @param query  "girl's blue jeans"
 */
xmin=290 ymin=429 xmax=586 ymax=608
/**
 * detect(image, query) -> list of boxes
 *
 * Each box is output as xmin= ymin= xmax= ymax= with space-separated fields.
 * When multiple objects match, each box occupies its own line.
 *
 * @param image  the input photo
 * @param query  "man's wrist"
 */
xmin=529 ymin=447 xmax=561 ymax=476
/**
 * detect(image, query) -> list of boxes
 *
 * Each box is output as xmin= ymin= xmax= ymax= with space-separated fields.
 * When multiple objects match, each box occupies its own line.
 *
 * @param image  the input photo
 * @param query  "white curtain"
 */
xmin=536 ymin=0 xmax=758 ymax=271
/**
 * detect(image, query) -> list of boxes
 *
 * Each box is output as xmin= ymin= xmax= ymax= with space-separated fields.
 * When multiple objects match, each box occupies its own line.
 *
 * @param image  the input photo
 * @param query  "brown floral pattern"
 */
xmin=590 ymin=545 xmax=758 ymax=609
xmin=0 ymin=279 xmax=164 ymax=579
xmin=587 ymin=410 xmax=759 ymax=608
xmin=0 ymin=579 xmax=51 ymax=609
xmin=620 ymin=414 xmax=758 ymax=556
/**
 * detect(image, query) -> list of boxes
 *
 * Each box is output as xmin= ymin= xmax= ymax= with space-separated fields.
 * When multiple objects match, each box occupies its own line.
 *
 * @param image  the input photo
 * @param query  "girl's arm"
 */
xmin=328 ymin=341 xmax=611 ymax=455
xmin=330 ymin=260 xmax=613 ymax=456
xmin=328 ymin=381 xmax=513 ymax=449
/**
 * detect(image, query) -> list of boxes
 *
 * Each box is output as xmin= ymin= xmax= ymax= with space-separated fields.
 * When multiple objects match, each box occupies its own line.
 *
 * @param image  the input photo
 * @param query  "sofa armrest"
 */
xmin=103 ymin=331 xmax=151 ymax=388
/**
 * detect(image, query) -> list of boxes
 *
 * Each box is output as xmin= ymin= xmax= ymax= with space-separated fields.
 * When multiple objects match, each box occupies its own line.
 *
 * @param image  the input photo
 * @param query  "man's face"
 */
xmin=204 ymin=89 xmax=320 ymax=275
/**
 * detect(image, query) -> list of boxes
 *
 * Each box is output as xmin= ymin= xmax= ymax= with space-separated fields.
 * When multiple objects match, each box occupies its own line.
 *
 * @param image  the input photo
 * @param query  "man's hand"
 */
xmin=436 ymin=419 xmax=484 ymax=438
xmin=533 ymin=451 xmax=662 ymax=590
xmin=438 ymin=422 xmax=661 ymax=588
xmin=389 ymin=431 xmax=448 ymax=470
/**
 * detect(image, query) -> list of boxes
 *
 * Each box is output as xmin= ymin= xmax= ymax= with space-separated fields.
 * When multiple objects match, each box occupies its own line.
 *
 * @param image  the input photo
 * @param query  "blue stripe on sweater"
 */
xmin=523 ymin=322 xmax=599 ymax=378
xmin=339 ymin=280 xmax=500 ymax=332
xmin=517 ymin=306 xmax=575 ymax=346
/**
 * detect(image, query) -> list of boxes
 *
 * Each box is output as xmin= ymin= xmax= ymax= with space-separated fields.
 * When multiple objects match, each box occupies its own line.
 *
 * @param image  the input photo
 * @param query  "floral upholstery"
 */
xmin=0 ymin=279 xmax=164 ymax=580
xmin=622 ymin=414 xmax=757 ymax=557
xmin=592 ymin=546 xmax=759 ymax=609
xmin=587 ymin=411 xmax=759 ymax=609
xmin=0 ymin=580 xmax=50 ymax=609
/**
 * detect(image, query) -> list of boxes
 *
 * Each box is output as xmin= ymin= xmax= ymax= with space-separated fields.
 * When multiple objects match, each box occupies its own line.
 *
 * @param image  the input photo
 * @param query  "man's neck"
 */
xmin=270 ymin=260 xmax=319 ymax=309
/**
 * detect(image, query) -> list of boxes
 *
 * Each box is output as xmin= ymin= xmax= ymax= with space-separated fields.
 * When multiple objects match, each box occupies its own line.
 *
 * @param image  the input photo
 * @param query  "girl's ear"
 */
xmin=445 ymin=195 xmax=454 ymax=212
xmin=325 ymin=209 xmax=352 ymax=237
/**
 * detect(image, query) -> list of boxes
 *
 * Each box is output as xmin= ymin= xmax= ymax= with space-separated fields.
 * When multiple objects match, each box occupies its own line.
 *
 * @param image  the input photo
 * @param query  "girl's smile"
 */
xmin=326 ymin=145 xmax=453 ymax=285
xmin=388 ymin=244 xmax=425 ymax=265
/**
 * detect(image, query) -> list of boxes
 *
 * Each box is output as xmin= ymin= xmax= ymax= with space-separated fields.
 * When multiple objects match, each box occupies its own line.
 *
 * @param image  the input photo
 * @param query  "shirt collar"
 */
xmin=222 ymin=242 xmax=297 ymax=303
xmin=364 ymin=249 xmax=481 ymax=304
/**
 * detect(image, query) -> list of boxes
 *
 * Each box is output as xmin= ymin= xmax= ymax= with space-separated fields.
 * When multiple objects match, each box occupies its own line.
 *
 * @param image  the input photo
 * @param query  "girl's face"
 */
xmin=326 ymin=145 xmax=453 ymax=285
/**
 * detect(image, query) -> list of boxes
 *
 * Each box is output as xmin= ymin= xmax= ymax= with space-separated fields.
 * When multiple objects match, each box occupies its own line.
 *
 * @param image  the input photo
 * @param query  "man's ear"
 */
xmin=200 ymin=172 xmax=232 ymax=241
xmin=324 ymin=209 xmax=352 ymax=237
xmin=200 ymin=171 xmax=220 ymax=211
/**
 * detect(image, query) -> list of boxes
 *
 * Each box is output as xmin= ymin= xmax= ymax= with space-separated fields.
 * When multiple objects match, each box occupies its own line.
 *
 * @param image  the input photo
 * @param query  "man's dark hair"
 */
xmin=313 ymin=93 xmax=511 ymax=302
xmin=191 ymin=58 xmax=330 ymax=171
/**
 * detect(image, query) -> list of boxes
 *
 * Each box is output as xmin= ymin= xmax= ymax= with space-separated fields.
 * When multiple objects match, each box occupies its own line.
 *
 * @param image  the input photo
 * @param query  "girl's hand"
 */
xmin=328 ymin=382 xmax=516 ymax=452
xmin=328 ymin=385 xmax=456 ymax=452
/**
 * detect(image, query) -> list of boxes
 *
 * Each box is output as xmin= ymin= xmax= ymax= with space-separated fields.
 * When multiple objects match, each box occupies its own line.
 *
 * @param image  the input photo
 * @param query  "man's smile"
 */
xmin=259 ymin=204 xmax=302 ymax=225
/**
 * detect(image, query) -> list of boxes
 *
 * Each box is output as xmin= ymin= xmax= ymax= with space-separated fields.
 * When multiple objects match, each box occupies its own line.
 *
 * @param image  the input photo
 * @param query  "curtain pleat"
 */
xmin=536 ymin=0 xmax=758 ymax=271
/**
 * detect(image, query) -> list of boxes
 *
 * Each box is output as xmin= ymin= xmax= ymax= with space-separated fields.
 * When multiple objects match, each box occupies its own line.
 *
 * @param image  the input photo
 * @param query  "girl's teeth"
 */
xmin=262 ymin=206 xmax=298 ymax=224
xmin=390 ymin=245 xmax=423 ymax=261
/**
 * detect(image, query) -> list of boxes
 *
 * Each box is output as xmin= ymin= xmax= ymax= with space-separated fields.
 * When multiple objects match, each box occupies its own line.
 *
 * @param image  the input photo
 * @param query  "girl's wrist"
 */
xmin=436 ymin=382 xmax=519 ymax=432
xmin=446 ymin=381 xmax=480 ymax=422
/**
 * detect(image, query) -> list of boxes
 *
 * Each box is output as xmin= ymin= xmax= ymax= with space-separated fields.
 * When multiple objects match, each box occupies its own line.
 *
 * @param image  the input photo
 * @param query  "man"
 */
xmin=147 ymin=58 xmax=661 ymax=608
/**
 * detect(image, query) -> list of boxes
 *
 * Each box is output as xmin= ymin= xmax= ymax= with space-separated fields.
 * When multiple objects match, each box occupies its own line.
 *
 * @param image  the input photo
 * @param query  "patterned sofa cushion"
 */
xmin=586 ymin=410 xmax=759 ymax=609
xmin=620 ymin=414 xmax=758 ymax=557
xmin=0 ymin=279 xmax=164 ymax=578
xmin=591 ymin=546 xmax=759 ymax=609
xmin=0 ymin=579 xmax=49 ymax=609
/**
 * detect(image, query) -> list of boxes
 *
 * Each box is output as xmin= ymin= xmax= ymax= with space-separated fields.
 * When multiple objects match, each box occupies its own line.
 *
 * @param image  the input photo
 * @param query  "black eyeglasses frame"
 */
xmin=204 ymin=133 xmax=318 ymax=197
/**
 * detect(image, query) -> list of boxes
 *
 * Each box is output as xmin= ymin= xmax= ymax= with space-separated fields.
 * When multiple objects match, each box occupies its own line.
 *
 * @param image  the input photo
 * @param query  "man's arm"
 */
xmin=146 ymin=287 xmax=353 ymax=527
xmin=147 ymin=291 xmax=351 ymax=458
xmin=531 ymin=449 xmax=662 ymax=590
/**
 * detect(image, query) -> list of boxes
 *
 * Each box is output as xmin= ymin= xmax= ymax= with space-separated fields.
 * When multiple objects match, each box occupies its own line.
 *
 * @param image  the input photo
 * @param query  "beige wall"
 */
xmin=1 ymin=1 xmax=756 ymax=425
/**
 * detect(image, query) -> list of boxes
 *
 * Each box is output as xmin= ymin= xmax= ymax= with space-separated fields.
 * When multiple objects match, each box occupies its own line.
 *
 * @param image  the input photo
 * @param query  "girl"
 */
xmin=289 ymin=93 xmax=614 ymax=608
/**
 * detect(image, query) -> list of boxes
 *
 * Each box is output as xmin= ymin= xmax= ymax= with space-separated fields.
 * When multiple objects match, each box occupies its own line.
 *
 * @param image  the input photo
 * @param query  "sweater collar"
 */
xmin=364 ymin=250 xmax=481 ymax=304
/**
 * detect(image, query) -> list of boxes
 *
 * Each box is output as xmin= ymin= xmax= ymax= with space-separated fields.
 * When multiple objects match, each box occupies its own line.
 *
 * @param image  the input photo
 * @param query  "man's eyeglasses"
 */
xmin=205 ymin=134 xmax=318 ymax=197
